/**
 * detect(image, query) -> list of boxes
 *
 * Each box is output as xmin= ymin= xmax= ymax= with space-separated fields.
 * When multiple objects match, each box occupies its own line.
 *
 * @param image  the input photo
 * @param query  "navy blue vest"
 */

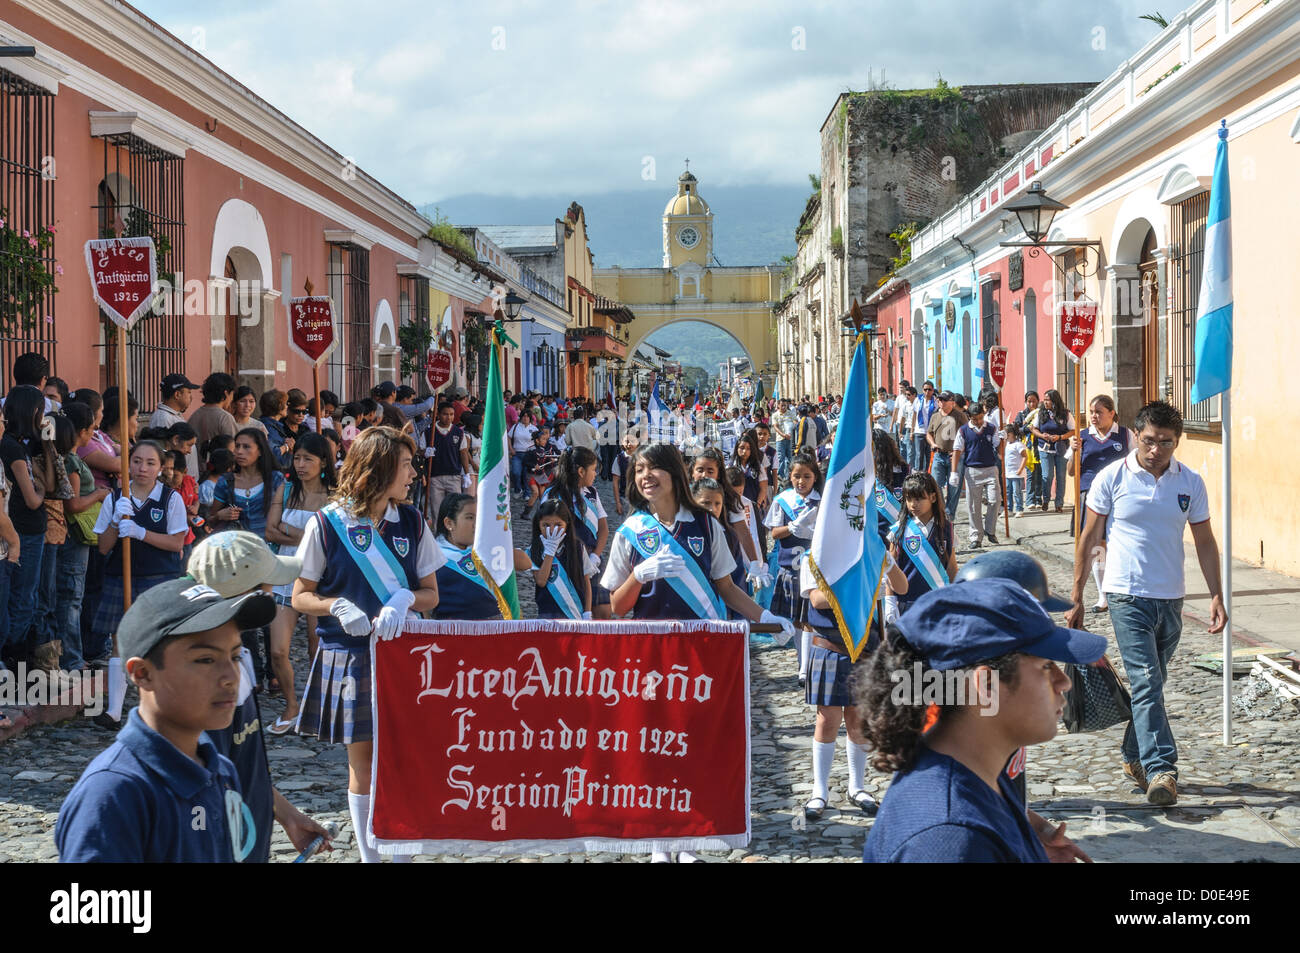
xmin=1036 ymin=412 xmax=1070 ymax=453
xmin=626 ymin=509 xmax=717 ymax=620
xmin=773 ymin=491 xmax=817 ymax=570
xmin=1079 ymin=426 xmax=1130 ymax=492
xmin=960 ymin=423 xmax=1000 ymax=469
xmin=807 ymin=597 xmax=881 ymax=654
xmin=428 ymin=425 xmax=464 ymax=476
xmin=543 ymin=485 xmax=600 ymax=552
xmin=433 ymin=543 xmax=502 ymax=621
xmin=314 ymin=503 xmax=429 ymax=650
xmin=896 ymin=518 xmax=953 ymax=610
xmin=105 ymin=484 xmax=182 ymax=578
xmin=531 ymin=543 xmax=581 ymax=619
xmin=877 ymin=466 xmax=908 ymax=540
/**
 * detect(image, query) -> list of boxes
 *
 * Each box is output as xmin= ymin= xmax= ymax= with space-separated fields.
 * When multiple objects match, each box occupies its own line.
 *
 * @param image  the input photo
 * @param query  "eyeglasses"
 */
xmin=1138 ymin=437 xmax=1175 ymax=450
xmin=288 ymin=407 xmax=306 ymax=415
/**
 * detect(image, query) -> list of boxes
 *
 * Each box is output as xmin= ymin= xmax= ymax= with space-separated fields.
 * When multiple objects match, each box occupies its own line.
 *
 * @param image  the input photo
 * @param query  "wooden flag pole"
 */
xmin=304 ymin=277 xmax=323 ymax=434
xmin=117 ymin=329 xmax=133 ymax=622
xmin=1072 ymin=366 xmax=1083 ymax=547
xmin=999 ymin=389 xmax=1010 ymax=539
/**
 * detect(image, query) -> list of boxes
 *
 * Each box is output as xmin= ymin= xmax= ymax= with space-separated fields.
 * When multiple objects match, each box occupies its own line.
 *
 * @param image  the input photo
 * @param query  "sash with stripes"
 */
xmin=322 ymin=502 xmax=406 ymax=604
xmin=543 ymin=486 xmax=601 ymax=561
xmin=619 ymin=512 xmax=724 ymax=620
xmin=774 ymin=488 xmax=816 ymax=522
xmin=437 ymin=541 xmax=496 ymax=593
xmin=533 ymin=558 xmax=584 ymax=620
xmin=874 ymin=482 xmax=902 ymax=525
xmin=901 ymin=517 xmax=948 ymax=593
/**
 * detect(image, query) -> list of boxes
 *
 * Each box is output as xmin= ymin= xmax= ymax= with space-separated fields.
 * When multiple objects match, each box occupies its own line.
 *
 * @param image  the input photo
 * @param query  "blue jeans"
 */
xmin=35 ymin=538 xmax=60 ymax=647
xmin=912 ymin=434 xmax=928 ymax=473
xmin=56 ymin=537 xmax=90 ymax=671
xmin=775 ymin=438 xmax=792 ymax=482
xmin=897 ymin=430 xmax=913 ymax=469
xmin=929 ymin=452 xmax=952 ymax=510
xmin=6 ymin=531 xmax=46 ymax=653
xmin=0 ymin=559 xmax=11 ymax=653
xmin=1026 ymin=458 xmax=1043 ymax=507
xmin=948 ymin=459 xmax=965 ymax=520
xmin=1109 ymin=594 xmax=1184 ymax=778
xmin=1041 ymin=452 xmax=1068 ymax=509
xmin=509 ymin=453 xmax=525 ymax=494
xmin=1006 ymin=476 xmax=1025 ymax=512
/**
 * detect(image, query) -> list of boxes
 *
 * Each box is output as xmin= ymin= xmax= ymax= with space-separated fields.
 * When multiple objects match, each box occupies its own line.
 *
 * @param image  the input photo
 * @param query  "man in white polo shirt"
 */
xmin=1066 ymin=400 xmax=1226 ymax=807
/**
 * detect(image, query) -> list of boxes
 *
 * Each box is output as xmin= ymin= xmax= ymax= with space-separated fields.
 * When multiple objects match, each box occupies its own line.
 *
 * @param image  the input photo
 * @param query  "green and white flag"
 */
xmin=472 ymin=332 xmax=521 ymax=619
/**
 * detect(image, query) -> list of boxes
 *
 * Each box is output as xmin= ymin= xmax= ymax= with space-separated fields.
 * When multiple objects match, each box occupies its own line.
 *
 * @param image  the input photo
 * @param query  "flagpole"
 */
xmin=1222 ymin=391 xmax=1232 ymax=745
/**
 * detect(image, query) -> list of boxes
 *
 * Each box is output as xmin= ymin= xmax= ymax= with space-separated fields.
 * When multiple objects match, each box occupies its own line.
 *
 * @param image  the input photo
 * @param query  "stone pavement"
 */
xmin=1 ymin=478 xmax=1296 ymax=863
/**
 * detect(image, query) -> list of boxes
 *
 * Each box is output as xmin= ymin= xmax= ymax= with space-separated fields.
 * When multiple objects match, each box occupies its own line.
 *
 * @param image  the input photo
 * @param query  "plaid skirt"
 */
xmin=805 ymin=644 xmax=863 ymax=707
xmin=768 ymin=567 xmax=806 ymax=624
xmin=296 ymin=646 xmax=372 ymax=745
xmin=92 ymin=574 xmax=174 ymax=639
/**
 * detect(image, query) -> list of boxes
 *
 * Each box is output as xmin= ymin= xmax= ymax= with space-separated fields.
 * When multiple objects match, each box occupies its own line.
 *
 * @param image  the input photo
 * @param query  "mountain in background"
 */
xmin=421 ymin=183 xmax=807 ymax=268
xmin=643 ymin=322 xmax=755 ymax=376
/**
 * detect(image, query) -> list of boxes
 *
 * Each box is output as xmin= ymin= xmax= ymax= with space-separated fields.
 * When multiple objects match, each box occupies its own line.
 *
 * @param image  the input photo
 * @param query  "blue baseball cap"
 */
xmin=895 ymin=578 xmax=1106 ymax=671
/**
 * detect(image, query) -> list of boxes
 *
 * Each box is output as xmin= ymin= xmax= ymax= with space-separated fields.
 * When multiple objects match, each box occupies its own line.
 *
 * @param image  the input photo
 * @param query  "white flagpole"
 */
xmin=1222 ymin=391 xmax=1232 ymax=745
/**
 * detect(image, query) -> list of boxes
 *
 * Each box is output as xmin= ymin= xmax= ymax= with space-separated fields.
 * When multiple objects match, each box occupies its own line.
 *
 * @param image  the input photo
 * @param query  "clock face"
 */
xmin=677 ymin=226 xmax=700 ymax=249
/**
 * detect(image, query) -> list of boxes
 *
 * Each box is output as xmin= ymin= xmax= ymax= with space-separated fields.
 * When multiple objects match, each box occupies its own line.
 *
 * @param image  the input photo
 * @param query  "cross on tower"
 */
xmin=684 ymin=158 xmax=689 ymax=171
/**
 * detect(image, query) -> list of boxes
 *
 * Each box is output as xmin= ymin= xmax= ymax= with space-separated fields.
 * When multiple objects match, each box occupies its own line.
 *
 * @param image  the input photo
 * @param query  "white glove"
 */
xmin=117 ymin=518 xmax=146 ymax=541
xmin=461 ymin=473 xmax=473 ymax=489
xmin=585 ymin=551 xmax=601 ymax=575
xmin=788 ymin=505 xmax=819 ymax=539
xmin=882 ymin=594 xmax=900 ymax=626
xmin=633 ymin=551 xmax=685 ymax=584
xmin=760 ymin=609 xmax=796 ymax=647
xmin=746 ymin=560 xmax=772 ymax=590
xmin=948 ymin=472 xmax=960 ymax=490
xmin=540 ymin=525 xmax=565 ymax=557
xmin=372 ymin=589 xmax=416 ymax=641
xmin=113 ymin=497 xmax=136 ymax=522
xmin=582 ymin=611 xmax=593 ymax=620
xmin=330 ymin=597 xmax=372 ymax=637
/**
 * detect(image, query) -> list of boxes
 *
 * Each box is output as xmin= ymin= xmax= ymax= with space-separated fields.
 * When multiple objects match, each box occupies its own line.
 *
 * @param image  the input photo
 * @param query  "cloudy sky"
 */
xmin=135 ymin=0 xmax=1156 ymax=203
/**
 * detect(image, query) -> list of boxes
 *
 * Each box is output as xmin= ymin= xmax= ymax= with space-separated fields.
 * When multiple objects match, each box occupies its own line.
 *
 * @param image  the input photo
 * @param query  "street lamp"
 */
xmin=503 ymin=289 xmax=527 ymax=321
xmin=999 ymin=181 xmax=1102 ymax=282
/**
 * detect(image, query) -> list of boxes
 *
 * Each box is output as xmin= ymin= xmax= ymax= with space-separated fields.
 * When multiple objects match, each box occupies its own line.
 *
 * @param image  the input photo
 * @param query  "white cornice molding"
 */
xmin=0 ymin=32 xmax=65 ymax=92
xmin=89 ymin=109 xmax=189 ymax=157
xmin=5 ymin=4 xmax=431 ymax=247
xmin=323 ymin=228 xmax=375 ymax=252
xmin=396 ymin=263 xmax=434 ymax=280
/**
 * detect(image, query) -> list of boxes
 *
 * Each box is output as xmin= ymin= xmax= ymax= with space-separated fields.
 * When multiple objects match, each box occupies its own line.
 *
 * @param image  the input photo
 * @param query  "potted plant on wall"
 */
xmin=0 ymin=210 xmax=60 ymax=335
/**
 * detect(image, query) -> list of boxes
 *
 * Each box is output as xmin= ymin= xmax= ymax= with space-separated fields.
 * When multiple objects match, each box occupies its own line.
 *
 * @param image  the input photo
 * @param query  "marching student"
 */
xmin=545 ymin=446 xmax=611 ymax=619
xmin=873 ymin=429 xmax=910 ymax=541
xmin=600 ymin=442 xmax=794 ymax=864
xmin=690 ymin=447 xmax=761 ymax=572
xmin=291 ymin=426 xmax=442 ymax=863
xmin=519 ymin=424 xmax=560 ymax=520
xmin=526 ymin=498 xmax=591 ymax=620
xmin=1064 ymin=394 xmax=1134 ymax=613
xmin=692 ymin=477 xmax=749 ymax=611
xmin=800 ymin=544 xmax=908 ymax=820
xmin=89 ymin=440 xmax=188 ymax=663
xmin=432 ymin=493 xmax=531 ymax=620
xmin=264 ymin=433 xmax=336 ymax=733
xmin=753 ymin=421 xmax=778 ymax=491
xmin=611 ymin=431 xmax=639 ymax=517
xmin=885 ymin=471 xmax=957 ymax=620
xmin=731 ymin=428 xmax=770 ymax=554
xmin=764 ymin=450 xmax=823 ymax=683
xmin=725 ymin=467 xmax=770 ymax=597
xmin=859 ymin=580 xmax=1105 ymax=862
xmin=424 ymin=400 xmax=472 ymax=523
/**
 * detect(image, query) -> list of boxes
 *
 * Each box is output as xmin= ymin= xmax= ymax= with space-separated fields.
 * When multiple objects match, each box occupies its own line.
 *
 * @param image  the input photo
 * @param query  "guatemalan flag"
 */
xmin=605 ymin=373 xmax=616 ymax=412
xmin=805 ymin=334 xmax=887 ymax=662
xmin=1189 ymin=120 xmax=1232 ymax=404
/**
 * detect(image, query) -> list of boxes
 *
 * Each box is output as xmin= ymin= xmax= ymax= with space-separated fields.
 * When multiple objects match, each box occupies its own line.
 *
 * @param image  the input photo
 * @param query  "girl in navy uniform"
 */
xmin=600 ymin=442 xmax=793 ymax=863
xmin=800 ymin=549 xmax=908 ymax=820
xmin=292 ymin=426 xmax=442 ymax=863
xmin=886 ymin=472 xmax=957 ymax=619
xmin=545 ymin=447 xmax=610 ymax=618
xmin=432 ymin=493 xmax=533 ymax=620
xmin=526 ymin=498 xmax=591 ymax=620
xmin=90 ymin=440 xmax=188 ymax=646
xmin=764 ymin=451 xmax=823 ymax=683
xmin=610 ymin=432 xmax=638 ymax=518
xmin=691 ymin=477 xmax=748 ymax=612
xmin=731 ymin=428 xmax=771 ymax=556
xmin=873 ymin=429 xmax=910 ymax=541
xmin=690 ymin=448 xmax=760 ymax=575
xmin=1066 ymin=394 xmax=1133 ymax=612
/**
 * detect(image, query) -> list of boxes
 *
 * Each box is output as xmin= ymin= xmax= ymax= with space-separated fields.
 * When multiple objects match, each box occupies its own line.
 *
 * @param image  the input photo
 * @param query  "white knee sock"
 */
xmin=651 ymin=851 xmax=672 ymax=863
xmin=348 ymin=792 xmax=381 ymax=864
xmin=1092 ymin=558 xmax=1107 ymax=606
xmin=812 ymin=739 xmax=836 ymax=803
xmin=846 ymin=739 xmax=869 ymax=796
xmin=799 ymin=629 xmax=813 ymax=679
xmin=390 ymin=852 xmax=412 ymax=863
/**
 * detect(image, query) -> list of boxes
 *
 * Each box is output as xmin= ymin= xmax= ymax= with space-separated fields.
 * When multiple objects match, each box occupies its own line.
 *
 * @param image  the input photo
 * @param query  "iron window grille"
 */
xmin=326 ymin=242 xmax=371 ymax=400
xmin=0 ymin=68 xmax=56 ymax=390
xmin=92 ymin=131 xmax=185 ymax=407
xmin=1169 ymin=192 xmax=1216 ymax=425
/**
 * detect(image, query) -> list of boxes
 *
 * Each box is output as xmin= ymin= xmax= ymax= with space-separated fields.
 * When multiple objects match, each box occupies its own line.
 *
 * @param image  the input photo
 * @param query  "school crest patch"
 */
xmin=347 ymin=524 xmax=372 ymax=552
xmin=906 ymin=536 xmax=921 ymax=555
xmin=150 ymin=507 xmax=163 ymax=523
xmin=392 ymin=537 xmax=410 ymax=557
xmin=1178 ymin=494 xmax=1190 ymax=513
xmin=637 ymin=528 xmax=661 ymax=554
xmin=687 ymin=536 xmax=704 ymax=557
xmin=459 ymin=554 xmax=479 ymax=577
xmin=1113 ymin=442 xmax=1123 ymax=452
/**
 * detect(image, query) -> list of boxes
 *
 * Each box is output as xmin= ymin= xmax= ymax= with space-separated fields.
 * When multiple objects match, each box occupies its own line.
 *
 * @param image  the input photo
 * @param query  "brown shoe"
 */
xmin=33 ymin=640 xmax=62 ymax=673
xmin=1147 ymin=772 xmax=1177 ymax=806
xmin=1123 ymin=760 xmax=1148 ymax=792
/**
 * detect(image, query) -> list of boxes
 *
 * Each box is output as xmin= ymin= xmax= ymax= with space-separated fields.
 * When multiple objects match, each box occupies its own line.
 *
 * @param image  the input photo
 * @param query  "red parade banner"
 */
xmin=1056 ymin=300 xmax=1099 ymax=364
xmin=425 ymin=349 xmax=452 ymax=392
xmin=369 ymin=619 xmax=751 ymax=856
xmin=84 ymin=237 xmax=157 ymax=330
xmin=287 ymin=295 xmax=337 ymax=365
xmin=986 ymin=346 xmax=1008 ymax=392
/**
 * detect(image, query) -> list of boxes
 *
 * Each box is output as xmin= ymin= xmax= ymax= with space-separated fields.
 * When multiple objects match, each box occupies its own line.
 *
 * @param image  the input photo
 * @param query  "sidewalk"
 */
xmin=1005 ymin=505 xmax=1300 ymax=655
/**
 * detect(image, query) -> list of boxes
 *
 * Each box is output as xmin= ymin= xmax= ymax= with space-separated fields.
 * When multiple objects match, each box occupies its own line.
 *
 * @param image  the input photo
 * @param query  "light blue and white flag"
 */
xmin=805 ymin=335 xmax=888 ymax=662
xmin=648 ymin=374 xmax=672 ymax=444
xmin=1189 ymin=120 xmax=1233 ymax=405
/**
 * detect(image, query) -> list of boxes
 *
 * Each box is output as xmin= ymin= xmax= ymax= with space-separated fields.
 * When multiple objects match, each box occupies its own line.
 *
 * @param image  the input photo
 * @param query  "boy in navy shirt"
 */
xmin=56 ymin=578 xmax=277 ymax=862
xmin=859 ymin=579 xmax=1105 ymax=863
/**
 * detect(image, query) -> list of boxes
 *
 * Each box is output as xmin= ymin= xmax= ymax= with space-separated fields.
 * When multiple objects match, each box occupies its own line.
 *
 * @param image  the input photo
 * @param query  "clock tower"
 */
xmin=663 ymin=163 xmax=712 ymax=272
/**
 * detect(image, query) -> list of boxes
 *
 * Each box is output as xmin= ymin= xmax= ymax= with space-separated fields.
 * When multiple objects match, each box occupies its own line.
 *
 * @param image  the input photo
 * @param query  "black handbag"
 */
xmin=1062 ymin=655 xmax=1132 ymax=733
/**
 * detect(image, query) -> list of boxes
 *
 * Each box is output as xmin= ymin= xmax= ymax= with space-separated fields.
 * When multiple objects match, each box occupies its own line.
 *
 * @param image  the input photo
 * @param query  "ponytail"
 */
xmin=551 ymin=446 xmax=598 ymax=519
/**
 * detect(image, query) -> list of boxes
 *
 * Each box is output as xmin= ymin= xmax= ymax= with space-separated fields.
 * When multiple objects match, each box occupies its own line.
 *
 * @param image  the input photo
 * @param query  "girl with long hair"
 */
xmin=873 ymin=429 xmax=910 ymax=542
xmin=432 ymin=493 xmax=532 ymax=620
xmin=886 ymin=471 xmax=958 ymax=620
xmin=690 ymin=447 xmax=760 ymax=570
xmin=764 ymin=450 xmax=824 ymax=683
xmin=1029 ymin=388 xmax=1075 ymax=513
xmin=292 ymin=426 xmax=442 ymax=863
xmin=211 ymin=428 xmax=283 ymax=537
xmin=525 ymin=498 xmax=591 ymax=619
xmin=264 ymin=432 xmax=336 ymax=733
xmin=545 ymin=446 xmax=610 ymax=619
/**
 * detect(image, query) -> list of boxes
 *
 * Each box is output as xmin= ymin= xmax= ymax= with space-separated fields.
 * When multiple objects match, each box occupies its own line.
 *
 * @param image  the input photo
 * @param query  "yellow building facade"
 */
xmin=595 ymin=168 xmax=781 ymax=389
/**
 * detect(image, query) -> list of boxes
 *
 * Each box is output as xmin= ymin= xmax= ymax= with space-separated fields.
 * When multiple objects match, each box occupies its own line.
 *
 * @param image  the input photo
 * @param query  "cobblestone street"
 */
xmin=1 ymin=482 xmax=1296 ymax=863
